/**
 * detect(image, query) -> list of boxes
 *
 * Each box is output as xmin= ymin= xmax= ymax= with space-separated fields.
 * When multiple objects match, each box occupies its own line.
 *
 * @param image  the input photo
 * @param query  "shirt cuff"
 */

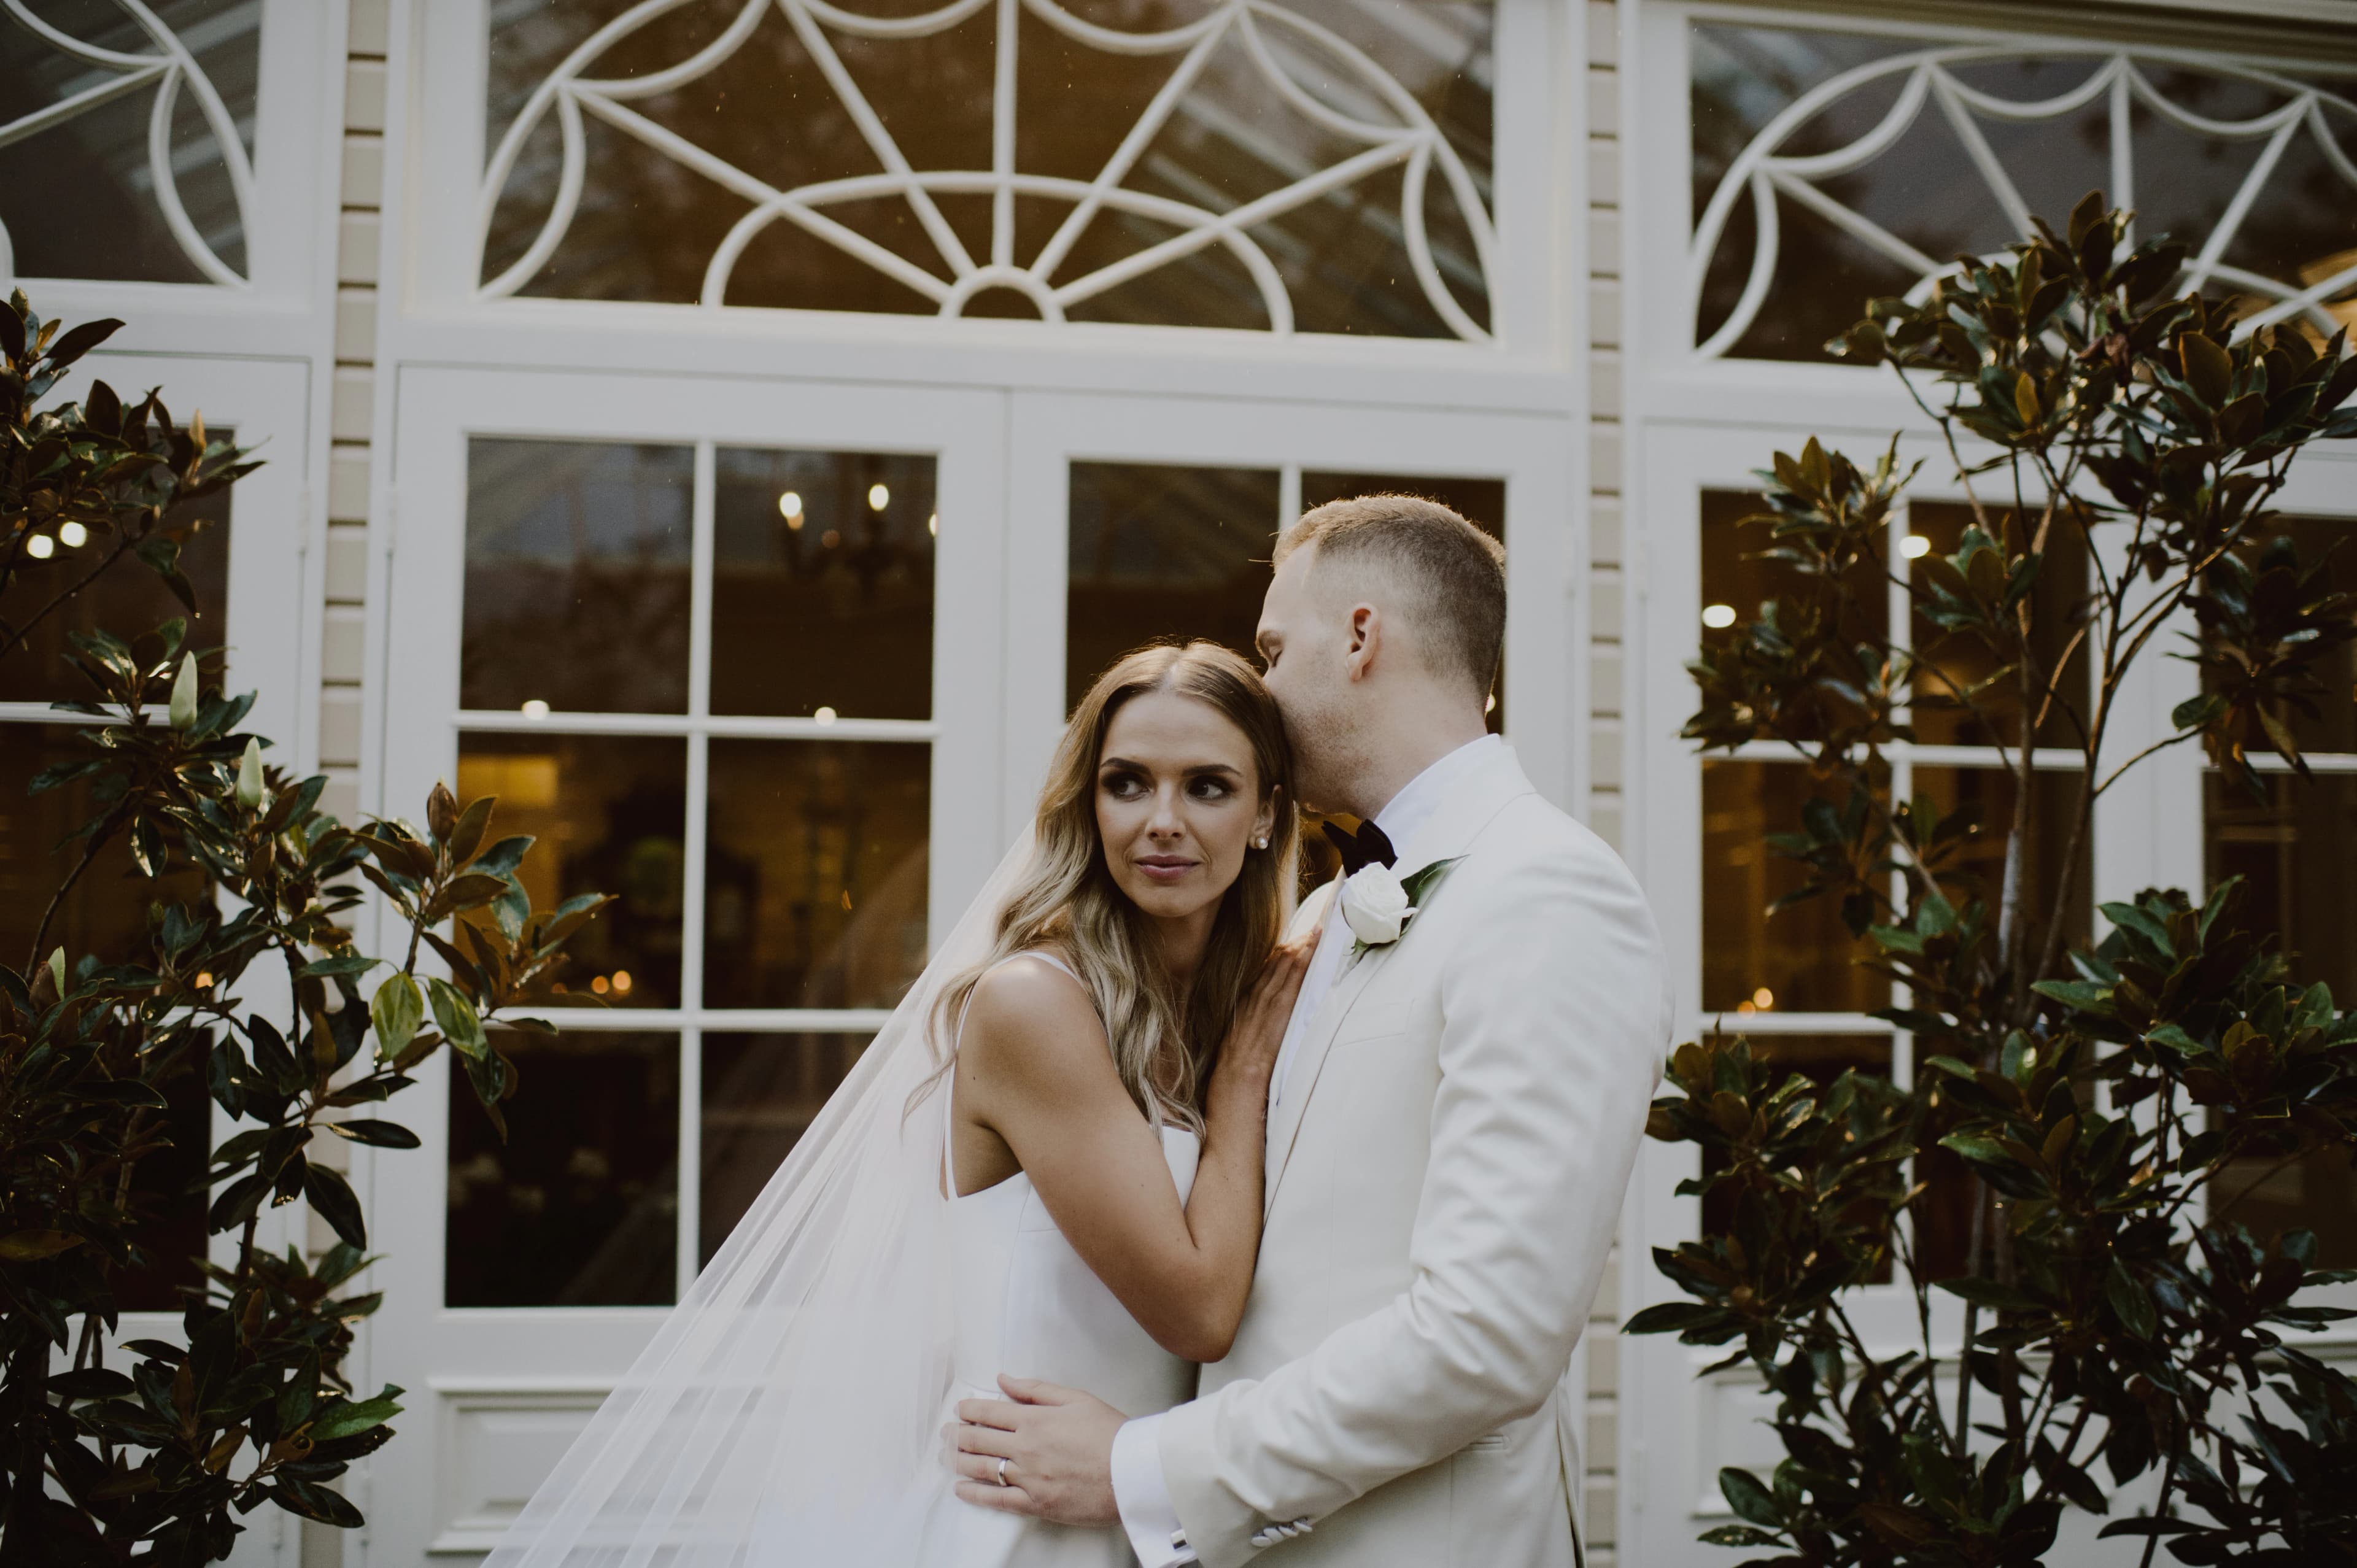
xmin=1112 ymin=1413 xmax=1195 ymax=1567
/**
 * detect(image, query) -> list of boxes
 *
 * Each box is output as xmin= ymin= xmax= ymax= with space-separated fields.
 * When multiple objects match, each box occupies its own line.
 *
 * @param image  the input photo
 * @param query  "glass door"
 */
xmin=1002 ymin=391 xmax=1581 ymax=830
xmin=367 ymin=367 xmax=1006 ymax=1559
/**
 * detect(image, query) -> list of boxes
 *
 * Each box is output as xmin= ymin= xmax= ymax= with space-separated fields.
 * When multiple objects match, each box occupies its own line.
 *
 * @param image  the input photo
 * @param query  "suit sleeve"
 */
xmin=1155 ymin=838 xmax=1669 ymax=1567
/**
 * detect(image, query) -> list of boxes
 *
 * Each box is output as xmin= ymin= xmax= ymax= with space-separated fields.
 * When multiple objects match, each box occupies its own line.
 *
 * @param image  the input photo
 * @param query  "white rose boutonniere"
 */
xmin=1339 ymin=857 xmax=1463 ymax=967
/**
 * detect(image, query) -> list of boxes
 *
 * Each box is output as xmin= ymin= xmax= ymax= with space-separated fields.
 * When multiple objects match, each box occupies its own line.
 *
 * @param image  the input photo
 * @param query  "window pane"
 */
xmin=0 ymin=0 xmax=258 ymax=284
xmin=2198 ymin=515 xmax=2357 ymax=756
xmin=463 ymin=440 xmax=694 ymax=716
xmin=446 ymin=1030 xmax=678 ymax=1307
xmin=0 ymin=454 xmax=231 ymax=706
xmin=1065 ymin=463 xmax=1280 ymax=711
xmin=482 ymin=0 xmax=1493 ymax=339
xmin=1300 ymin=472 xmax=1507 ymax=730
xmin=115 ymin=1040 xmax=212 ymax=1313
xmin=704 ymin=740 xmax=931 ymax=1010
xmin=1701 ymin=489 xmax=1886 ymax=744
xmin=1690 ymin=27 xmax=2357 ymax=360
xmin=711 ymin=448 xmax=935 ymax=720
xmin=2204 ymin=770 xmax=2357 ymax=1268
xmin=1911 ymin=765 xmax=2092 ymax=968
xmin=457 ymin=733 xmax=687 ymax=1009
xmin=1908 ymin=501 xmax=2090 ymax=749
xmin=699 ymin=1032 xmax=870 ymax=1267
xmin=1701 ymin=760 xmax=1889 ymax=1016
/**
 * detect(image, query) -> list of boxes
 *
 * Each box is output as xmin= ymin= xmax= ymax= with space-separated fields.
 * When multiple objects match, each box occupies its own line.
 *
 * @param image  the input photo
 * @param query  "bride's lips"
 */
xmin=1136 ymin=855 xmax=1198 ymax=883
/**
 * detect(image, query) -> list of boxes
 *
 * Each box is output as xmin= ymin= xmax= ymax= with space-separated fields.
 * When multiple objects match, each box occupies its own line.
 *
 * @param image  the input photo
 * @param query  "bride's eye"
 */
xmin=1100 ymin=771 xmax=1147 ymax=800
xmin=1188 ymin=778 xmax=1233 ymax=801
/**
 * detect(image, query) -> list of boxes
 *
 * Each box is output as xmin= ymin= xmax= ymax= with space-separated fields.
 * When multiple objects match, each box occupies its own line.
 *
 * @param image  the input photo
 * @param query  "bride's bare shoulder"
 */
xmin=962 ymin=951 xmax=1105 ymax=1067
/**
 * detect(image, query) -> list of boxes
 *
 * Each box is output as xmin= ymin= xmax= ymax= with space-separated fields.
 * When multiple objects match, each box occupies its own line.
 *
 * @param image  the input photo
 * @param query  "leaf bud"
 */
xmin=169 ymin=652 xmax=198 ymax=730
xmin=236 ymin=737 xmax=264 ymax=808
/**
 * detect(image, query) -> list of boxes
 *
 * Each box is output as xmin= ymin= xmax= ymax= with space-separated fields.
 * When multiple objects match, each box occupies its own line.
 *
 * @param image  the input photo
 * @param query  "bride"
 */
xmin=485 ymin=641 xmax=1311 ymax=1567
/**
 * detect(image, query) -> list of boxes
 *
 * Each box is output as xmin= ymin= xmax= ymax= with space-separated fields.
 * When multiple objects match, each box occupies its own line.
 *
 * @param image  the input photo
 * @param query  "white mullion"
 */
xmin=678 ymin=1024 xmax=702 ymax=1299
xmin=1279 ymin=463 xmax=1301 ymax=533
xmin=455 ymin=709 xmax=936 ymax=742
xmin=509 ymin=1006 xmax=895 ymax=1033
xmin=678 ymin=441 xmax=716 ymax=1296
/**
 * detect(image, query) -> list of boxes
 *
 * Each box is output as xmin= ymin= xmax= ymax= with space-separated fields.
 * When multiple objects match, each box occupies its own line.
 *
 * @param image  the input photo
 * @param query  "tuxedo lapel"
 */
xmin=1260 ymin=744 xmax=1539 ymax=1219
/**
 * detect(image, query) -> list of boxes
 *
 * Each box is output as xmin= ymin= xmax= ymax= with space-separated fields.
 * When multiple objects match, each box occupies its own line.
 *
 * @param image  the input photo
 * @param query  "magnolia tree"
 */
xmin=0 ymin=295 xmax=610 ymax=1560
xmin=1631 ymin=197 xmax=2357 ymax=1565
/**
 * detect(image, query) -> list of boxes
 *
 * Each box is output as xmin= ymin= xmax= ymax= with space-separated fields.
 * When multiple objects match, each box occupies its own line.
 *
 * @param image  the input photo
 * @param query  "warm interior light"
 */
xmin=840 ymin=889 xmax=853 ymax=911
xmin=867 ymin=483 xmax=889 ymax=511
xmin=927 ymin=512 xmax=939 ymax=536
xmin=1701 ymin=603 xmax=1736 ymax=628
xmin=610 ymin=970 xmax=632 ymax=995
xmin=1485 ymin=693 xmax=1497 ymax=713
xmin=1901 ymin=533 xmax=1932 ymax=559
xmin=1752 ymin=986 xmax=1775 ymax=1010
xmin=591 ymin=975 xmax=610 ymax=995
xmin=58 ymin=522 xmax=88 ymax=548
xmin=778 ymin=490 xmax=803 ymax=522
xmin=521 ymin=698 xmax=550 ymax=719
xmin=821 ymin=529 xmax=841 ymax=549
xmin=25 ymin=535 xmax=53 ymax=559
xmin=814 ymin=706 xmax=838 ymax=725
xmin=195 ymin=971 xmax=214 ymax=989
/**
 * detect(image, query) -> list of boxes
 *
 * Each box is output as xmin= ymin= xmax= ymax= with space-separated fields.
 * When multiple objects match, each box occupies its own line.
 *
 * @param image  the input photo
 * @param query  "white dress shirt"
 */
xmin=1112 ymin=735 xmax=1503 ymax=1567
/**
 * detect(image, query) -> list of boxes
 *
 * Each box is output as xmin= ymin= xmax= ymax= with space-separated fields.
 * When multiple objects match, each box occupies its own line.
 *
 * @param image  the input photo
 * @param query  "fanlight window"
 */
xmin=0 ymin=0 xmax=258 ymax=288
xmin=1689 ymin=32 xmax=2357 ymax=361
xmin=480 ymin=0 xmax=1495 ymax=339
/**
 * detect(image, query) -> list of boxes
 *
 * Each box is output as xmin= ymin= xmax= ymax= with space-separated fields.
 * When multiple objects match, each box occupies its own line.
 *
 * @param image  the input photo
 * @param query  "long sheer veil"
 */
xmin=482 ymin=830 xmax=1043 ymax=1567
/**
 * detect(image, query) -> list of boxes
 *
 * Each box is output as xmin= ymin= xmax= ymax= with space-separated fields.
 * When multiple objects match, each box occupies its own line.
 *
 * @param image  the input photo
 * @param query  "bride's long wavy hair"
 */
xmin=936 ymin=642 xmax=1298 ymax=1132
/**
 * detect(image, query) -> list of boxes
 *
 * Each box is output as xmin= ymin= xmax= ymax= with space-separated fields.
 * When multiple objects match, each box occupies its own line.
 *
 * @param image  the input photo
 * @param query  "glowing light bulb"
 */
xmin=591 ymin=975 xmax=610 ymax=995
xmin=611 ymin=970 xmax=632 ymax=995
xmin=778 ymin=490 xmax=803 ymax=522
xmin=821 ymin=529 xmax=841 ymax=549
xmin=814 ymin=706 xmax=837 ymax=725
xmin=1752 ymin=986 xmax=1775 ymax=1010
xmin=58 ymin=522 xmax=88 ymax=547
xmin=928 ymin=512 xmax=939 ymax=536
xmin=1901 ymin=534 xmax=1932 ymax=559
xmin=1701 ymin=603 xmax=1736 ymax=629
xmin=521 ymin=699 xmax=550 ymax=719
xmin=1485 ymin=693 xmax=1497 ymax=713
xmin=867 ymin=483 xmax=889 ymax=511
xmin=25 ymin=534 xmax=54 ymax=560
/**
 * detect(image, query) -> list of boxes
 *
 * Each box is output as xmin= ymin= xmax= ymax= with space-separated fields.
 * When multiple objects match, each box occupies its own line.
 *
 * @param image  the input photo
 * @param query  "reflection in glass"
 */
xmin=0 ymin=0 xmax=258 ymax=284
xmin=704 ymin=741 xmax=931 ymax=1010
xmin=2200 ymin=516 xmax=2357 ymax=756
xmin=462 ymin=440 xmax=694 ymax=715
xmin=446 ymin=1030 xmax=678 ymax=1307
xmin=1065 ymin=464 xmax=1280 ymax=710
xmin=1699 ymin=1032 xmax=1894 ymax=1283
xmin=0 ymin=478 xmax=230 ymax=706
xmin=711 ymin=448 xmax=935 ymax=720
xmin=482 ymin=0 xmax=1493 ymax=338
xmin=1911 ymin=767 xmax=2091 ymax=965
xmin=1689 ymin=27 xmax=2357 ymax=360
xmin=1908 ymin=501 xmax=2089 ymax=749
xmin=2205 ymin=770 xmax=2357 ymax=1267
xmin=1301 ymin=471 xmax=1507 ymax=729
xmin=0 ymin=725 xmax=211 ymax=975
xmin=456 ymin=733 xmax=687 ymax=1009
xmin=699 ymin=1033 xmax=870 ymax=1265
xmin=1700 ymin=760 xmax=1889 ymax=1016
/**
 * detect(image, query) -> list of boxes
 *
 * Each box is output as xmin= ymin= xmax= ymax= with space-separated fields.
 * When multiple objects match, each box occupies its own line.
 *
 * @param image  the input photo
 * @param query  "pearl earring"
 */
xmin=1253 ymin=835 xmax=1269 ymax=849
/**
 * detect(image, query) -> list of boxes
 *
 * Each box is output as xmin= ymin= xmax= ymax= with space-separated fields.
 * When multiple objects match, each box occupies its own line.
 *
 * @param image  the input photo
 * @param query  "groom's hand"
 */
xmin=948 ymin=1375 xmax=1124 ymax=1526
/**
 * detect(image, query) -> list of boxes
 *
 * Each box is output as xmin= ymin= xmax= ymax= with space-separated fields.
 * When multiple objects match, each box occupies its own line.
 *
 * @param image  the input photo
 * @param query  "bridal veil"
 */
xmin=482 ymin=832 xmax=1042 ymax=1567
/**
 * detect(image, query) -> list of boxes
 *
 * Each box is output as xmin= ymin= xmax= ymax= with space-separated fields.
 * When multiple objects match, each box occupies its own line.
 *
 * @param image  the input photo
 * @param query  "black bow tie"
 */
xmin=1322 ymin=819 xmax=1397 ymax=876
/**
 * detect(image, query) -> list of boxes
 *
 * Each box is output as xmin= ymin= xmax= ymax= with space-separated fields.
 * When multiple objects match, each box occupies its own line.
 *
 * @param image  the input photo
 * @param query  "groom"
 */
xmin=953 ymin=495 xmax=1671 ymax=1566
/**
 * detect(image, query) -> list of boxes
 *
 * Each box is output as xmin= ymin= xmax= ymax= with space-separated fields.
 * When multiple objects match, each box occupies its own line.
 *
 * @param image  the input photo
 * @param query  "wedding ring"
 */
xmin=995 ymin=1456 xmax=1012 ymax=1486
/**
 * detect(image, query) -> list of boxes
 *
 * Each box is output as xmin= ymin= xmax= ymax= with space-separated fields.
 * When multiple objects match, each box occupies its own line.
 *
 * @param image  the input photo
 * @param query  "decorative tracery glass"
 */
xmin=480 ymin=0 xmax=1495 ymax=338
xmin=0 ymin=0 xmax=260 ymax=288
xmin=1688 ymin=31 xmax=2357 ymax=361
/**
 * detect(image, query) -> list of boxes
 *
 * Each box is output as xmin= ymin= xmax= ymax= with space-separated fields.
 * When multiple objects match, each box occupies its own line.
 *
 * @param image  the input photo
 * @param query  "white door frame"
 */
xmin=365 ymin=363 xmax=1008 ymax=1561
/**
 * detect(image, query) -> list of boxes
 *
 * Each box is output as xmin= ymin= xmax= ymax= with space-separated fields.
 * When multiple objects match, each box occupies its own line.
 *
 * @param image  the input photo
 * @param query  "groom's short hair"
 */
xmin=1275 ymin=495 xmax=1506 ymax=698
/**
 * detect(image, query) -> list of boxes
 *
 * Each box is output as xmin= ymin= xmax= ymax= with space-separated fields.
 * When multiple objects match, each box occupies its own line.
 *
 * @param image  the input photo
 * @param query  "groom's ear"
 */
xmin=1344 ymin=603 xmax=1383 ymax=681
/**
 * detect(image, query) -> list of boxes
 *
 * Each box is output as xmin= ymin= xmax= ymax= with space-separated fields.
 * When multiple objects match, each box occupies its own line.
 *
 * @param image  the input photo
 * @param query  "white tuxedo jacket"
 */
xmin=1156 ymin=744 xmax=1671 ymax=1568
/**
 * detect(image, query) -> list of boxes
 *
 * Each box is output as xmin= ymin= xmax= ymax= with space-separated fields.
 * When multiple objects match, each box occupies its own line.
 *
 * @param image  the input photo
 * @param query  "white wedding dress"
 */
xmin=920 ymin=952 xmax=1202 ymax=1567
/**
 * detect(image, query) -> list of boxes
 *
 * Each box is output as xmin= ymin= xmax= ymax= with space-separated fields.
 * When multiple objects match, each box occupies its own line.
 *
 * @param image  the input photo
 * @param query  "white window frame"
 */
xmin=1620 ymin=6 xmax=2357 ymax=1563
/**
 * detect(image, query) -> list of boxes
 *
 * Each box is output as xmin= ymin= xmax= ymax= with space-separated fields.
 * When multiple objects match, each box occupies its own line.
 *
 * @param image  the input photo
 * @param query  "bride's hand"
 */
xmin=1210 ymin=937 xmax=1314 ymax=1099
